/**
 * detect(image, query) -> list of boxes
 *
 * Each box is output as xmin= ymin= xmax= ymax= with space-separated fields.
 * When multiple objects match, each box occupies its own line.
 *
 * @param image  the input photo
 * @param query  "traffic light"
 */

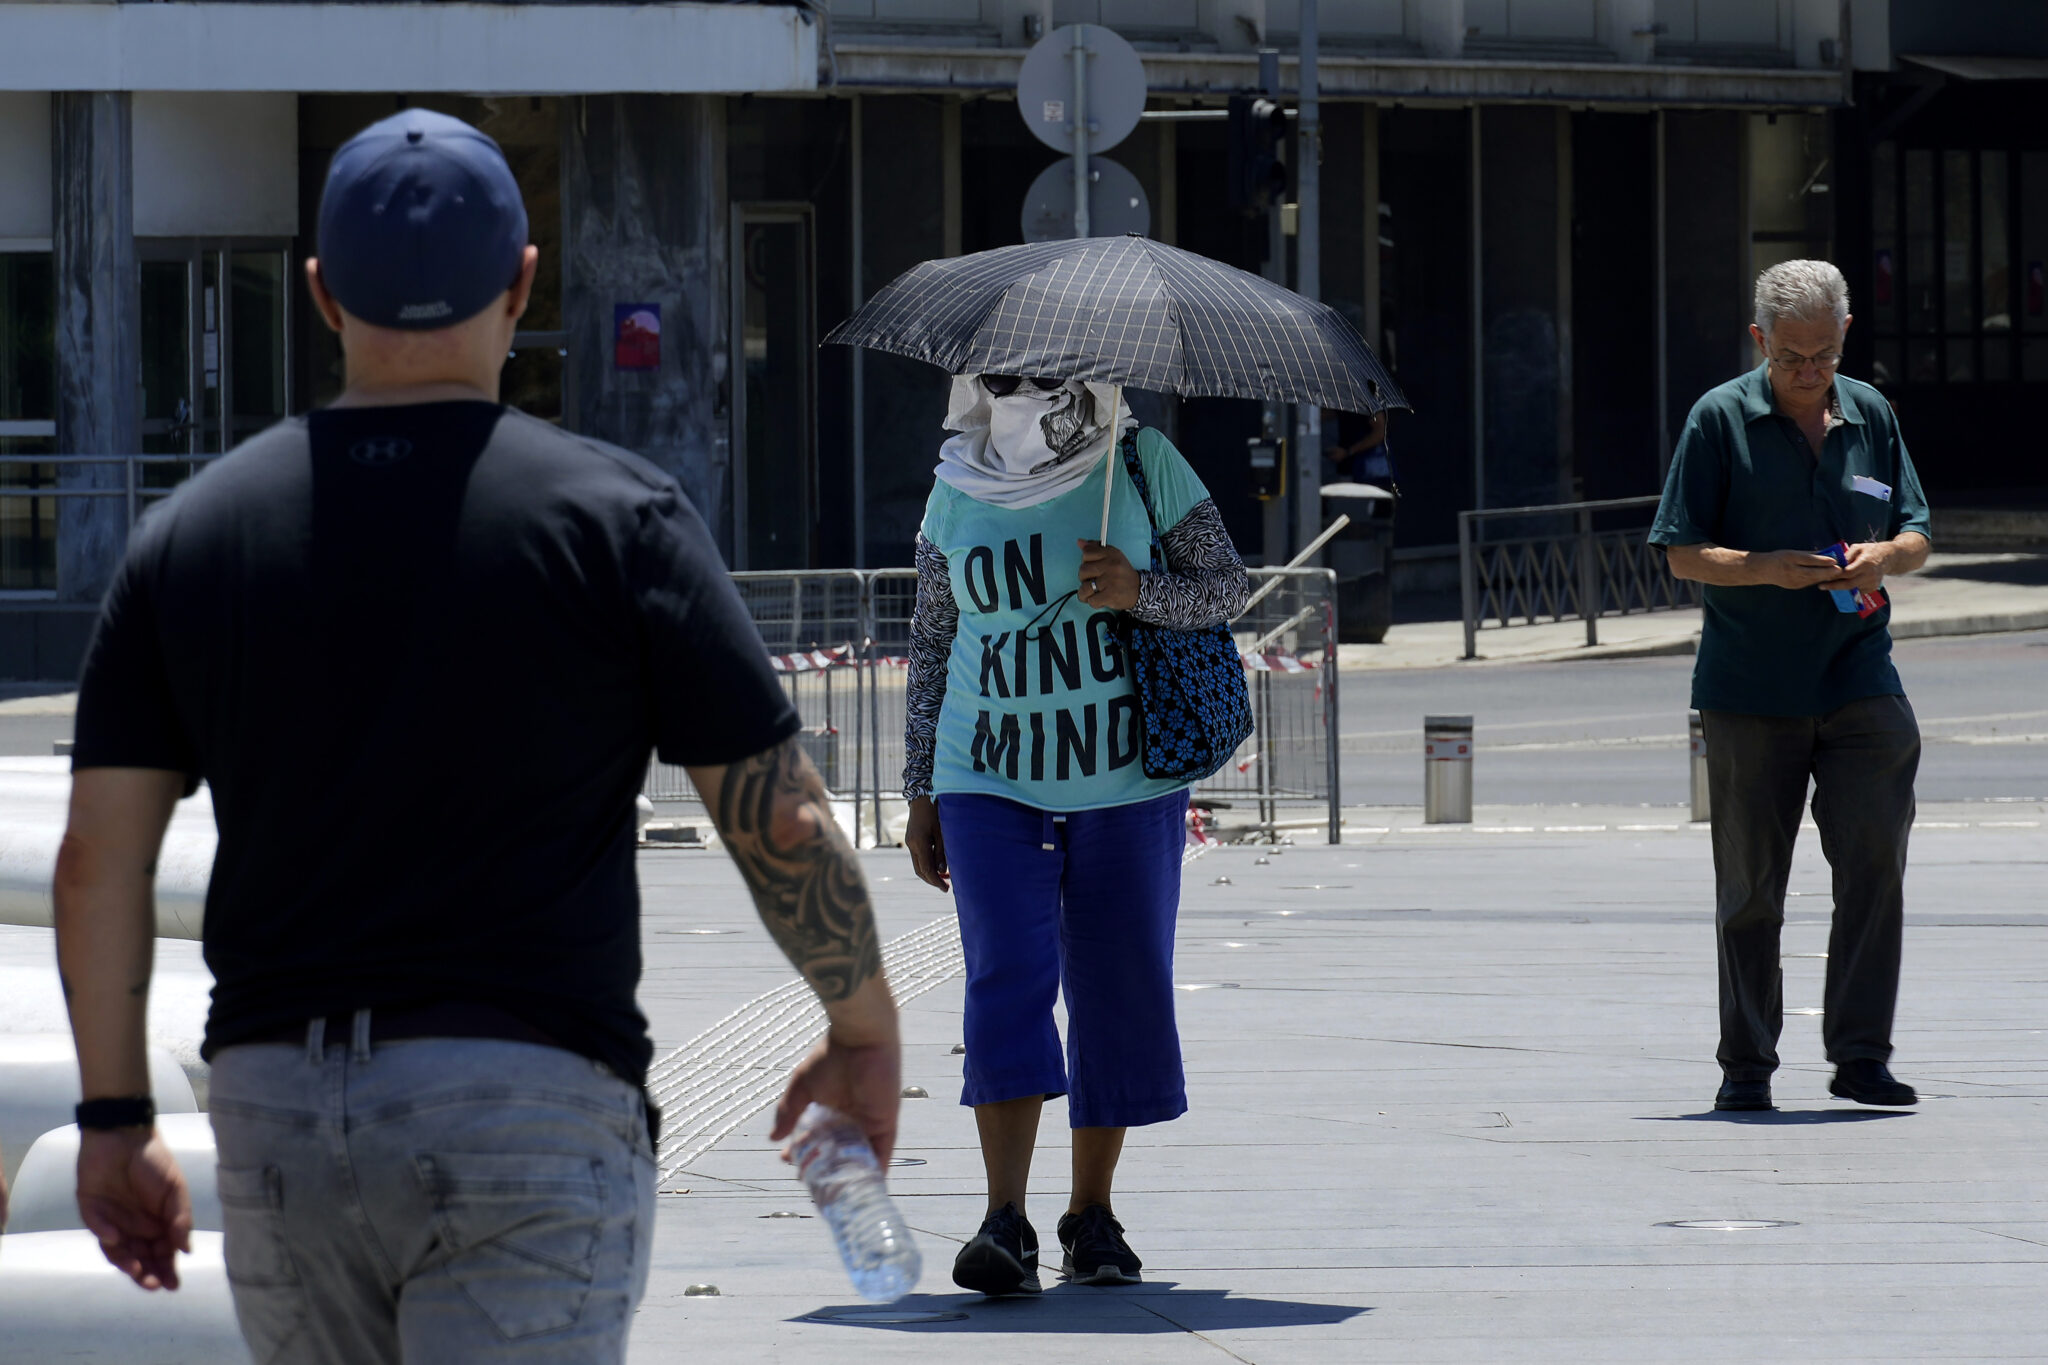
xmin=1227 ymin=94 xmax=1288 ymax=216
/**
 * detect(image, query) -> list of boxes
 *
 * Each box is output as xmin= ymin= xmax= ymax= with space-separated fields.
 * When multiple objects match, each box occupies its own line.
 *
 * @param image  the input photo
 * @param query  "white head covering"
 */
xmin=934 ymin=376 xmax=1135 ymax=509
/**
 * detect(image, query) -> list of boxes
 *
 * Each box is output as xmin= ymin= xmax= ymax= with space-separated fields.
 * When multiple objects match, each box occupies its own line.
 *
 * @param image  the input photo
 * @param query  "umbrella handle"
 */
xmin=1099 ymin=385 xmax=1122 ymax=544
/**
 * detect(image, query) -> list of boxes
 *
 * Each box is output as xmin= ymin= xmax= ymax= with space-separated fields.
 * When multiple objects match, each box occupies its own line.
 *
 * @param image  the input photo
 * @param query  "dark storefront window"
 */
xmin=2024 ymin=152 xmax=2048 ymax=382
xmin=0 ymin=253 xmax=57 ymax=593
xmin=1873 ymin=141 xmax=2027 ymax=387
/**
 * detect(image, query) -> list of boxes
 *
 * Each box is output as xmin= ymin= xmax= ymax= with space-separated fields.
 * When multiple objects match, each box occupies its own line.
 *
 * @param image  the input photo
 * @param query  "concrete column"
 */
xmin=564 ymin=95 xmax=731 ymax=558
xmin=1293 ymin=0 xmax=1322 ymax=559
xmin=51 ymin=92 xmax=137 ymax=606
xmin=940 ymin=100 xmax=961 ymax=260
xmin=1361 ymin=105 xmax=1380 ymax=359
xmin=1411 ymin=0 xmax=1464 ymax=57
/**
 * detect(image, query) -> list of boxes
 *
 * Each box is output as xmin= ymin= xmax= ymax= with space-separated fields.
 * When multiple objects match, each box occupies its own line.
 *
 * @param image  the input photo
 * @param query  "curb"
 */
xmin=1360 ymin=605 xmax=2048 ymax=670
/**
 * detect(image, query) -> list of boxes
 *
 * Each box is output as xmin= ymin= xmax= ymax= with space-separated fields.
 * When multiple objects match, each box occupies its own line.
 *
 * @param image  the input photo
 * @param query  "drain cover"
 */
xmin=803 ymin=1307 xmax=968 ymax=1325
xmin=761 ymin=1211 xmax=810 ymax=1219
xmin=684 ymin=1283 xmax=722 ymax=1296
xmin=890 ymin=1157 xmax=927 ymax=1168
xmin=1656 ymin=1219 xmax=1798 ymax=1231
xmin=901 ymin=1086 xmax=929 ymax=1098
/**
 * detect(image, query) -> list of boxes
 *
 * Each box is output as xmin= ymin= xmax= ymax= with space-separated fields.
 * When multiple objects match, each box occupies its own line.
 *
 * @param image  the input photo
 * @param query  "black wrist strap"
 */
xmin=76 ymin=1095 xmax=156 ymax=1130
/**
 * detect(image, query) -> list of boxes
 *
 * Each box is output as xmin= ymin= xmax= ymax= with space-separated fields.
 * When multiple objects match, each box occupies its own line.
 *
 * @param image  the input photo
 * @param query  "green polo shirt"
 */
xmin=1648 ymin=365 xmax=1931 ymax=717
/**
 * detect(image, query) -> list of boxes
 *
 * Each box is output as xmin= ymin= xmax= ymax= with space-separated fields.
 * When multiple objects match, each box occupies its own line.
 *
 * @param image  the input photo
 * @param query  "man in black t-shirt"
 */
xmin=54 ymin=110 xmax=899 ymax=1362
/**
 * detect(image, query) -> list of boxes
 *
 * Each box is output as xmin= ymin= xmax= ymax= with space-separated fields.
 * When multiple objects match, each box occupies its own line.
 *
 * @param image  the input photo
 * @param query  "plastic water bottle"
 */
xmin=787 ymin=1102 xmax=922 ymax=1303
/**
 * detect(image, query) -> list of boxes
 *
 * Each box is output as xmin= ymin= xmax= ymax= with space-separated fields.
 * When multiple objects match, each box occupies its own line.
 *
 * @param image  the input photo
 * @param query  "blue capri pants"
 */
xmin=941 ymin=788 xmax=1190 ymax=1129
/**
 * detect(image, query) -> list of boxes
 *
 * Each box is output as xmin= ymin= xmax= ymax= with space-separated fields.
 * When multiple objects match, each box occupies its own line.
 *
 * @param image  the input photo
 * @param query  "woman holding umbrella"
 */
xmin=830 ymin=232 xmax=1405 ymax=1298
xmin=902 ymin=373 xmax=1247 ymax=1296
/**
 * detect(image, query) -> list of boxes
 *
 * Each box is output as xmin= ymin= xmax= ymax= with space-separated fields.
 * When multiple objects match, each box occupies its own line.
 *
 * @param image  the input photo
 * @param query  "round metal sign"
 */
xmin=1021 ymin=155 xmax=1151 ymax=242
xmin=1016 ymin=24 xmax=1148 ymax=156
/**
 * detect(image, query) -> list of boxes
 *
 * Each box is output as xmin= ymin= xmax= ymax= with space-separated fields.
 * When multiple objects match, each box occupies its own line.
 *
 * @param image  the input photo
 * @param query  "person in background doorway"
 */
xmin=1324 ymin=407 xmax=1398 ymax=492
xmin=55 ymin=109 xmax=898 ymax=1362
xmin=900 ymin=373 xmax=1248 ymax=1296
xmin=1650 ymin=259 xmax=1930 ymax=1115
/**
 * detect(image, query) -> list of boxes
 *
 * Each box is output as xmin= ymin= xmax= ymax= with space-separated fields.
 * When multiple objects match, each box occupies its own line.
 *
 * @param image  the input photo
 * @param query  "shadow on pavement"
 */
xmin=794 ymin=1283 xmax=1371 ymax=1333
xmin=1636 ymin=1109 xmax=1914 ymax=1125
xmin=1918 ymin=554 xmax=2048 ymax=587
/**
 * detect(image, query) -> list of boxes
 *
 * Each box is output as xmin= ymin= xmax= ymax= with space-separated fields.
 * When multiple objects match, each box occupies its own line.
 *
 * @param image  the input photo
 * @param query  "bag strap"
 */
xmin=1117 ymin=428 xmax=1165 ymax=563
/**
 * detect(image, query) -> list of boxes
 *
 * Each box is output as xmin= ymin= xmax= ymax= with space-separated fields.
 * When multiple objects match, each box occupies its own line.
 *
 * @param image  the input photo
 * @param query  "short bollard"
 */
xmin=1423 ymin=715 xmax=1474 ymax=824
xmin=1689 ymin=711 xmax=1710 ymax=823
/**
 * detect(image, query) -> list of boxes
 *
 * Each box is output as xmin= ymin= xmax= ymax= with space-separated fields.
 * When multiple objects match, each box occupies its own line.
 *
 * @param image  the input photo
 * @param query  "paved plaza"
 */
xmin=624 ymin=810 xmax=2048 ymax=1363
xmin=2 ymin=627 xmax=2044 ymax=1361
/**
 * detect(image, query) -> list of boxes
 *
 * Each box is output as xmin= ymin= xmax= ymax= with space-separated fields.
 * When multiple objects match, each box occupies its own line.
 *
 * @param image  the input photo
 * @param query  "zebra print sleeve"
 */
xmin=902 ymin=533 xmax=957 ymax=802
xmin=1132 ymin=498 xmax=1250 ymax=630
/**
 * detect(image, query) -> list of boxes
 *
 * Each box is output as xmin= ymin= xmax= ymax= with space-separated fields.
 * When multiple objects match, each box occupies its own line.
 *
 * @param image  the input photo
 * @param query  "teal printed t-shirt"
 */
xmin=924 ymin=426 xmax=1212 ymax=813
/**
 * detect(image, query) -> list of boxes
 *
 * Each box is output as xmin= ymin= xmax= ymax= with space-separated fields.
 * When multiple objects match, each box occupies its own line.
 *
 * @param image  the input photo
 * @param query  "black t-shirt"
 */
xmin=72 ymin=402 xmax=799 ymax=1084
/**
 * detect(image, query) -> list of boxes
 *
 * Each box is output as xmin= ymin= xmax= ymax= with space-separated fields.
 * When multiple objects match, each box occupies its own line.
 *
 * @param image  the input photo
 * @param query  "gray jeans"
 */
xmin=1701 ymin=693 xmax=1920 ymax=1079
xmin=208 ymin=1019 xmax=657 ymax=1365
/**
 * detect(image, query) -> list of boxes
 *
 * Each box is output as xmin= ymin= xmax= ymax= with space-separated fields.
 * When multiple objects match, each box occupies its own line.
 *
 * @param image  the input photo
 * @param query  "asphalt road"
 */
xmin=1338 ymin=628 xmax=2048 ymax=808
xmin=6 ymin=629 xmax=2041 ymax=808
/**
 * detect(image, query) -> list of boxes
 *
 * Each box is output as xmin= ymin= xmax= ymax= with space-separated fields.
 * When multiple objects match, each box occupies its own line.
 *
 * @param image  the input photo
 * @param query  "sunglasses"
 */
xmin=981 ymin=375 xmax=1066 ymax=397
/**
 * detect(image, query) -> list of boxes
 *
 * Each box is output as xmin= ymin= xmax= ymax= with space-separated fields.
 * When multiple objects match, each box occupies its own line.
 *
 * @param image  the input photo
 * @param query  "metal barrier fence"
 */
xmin=652 ymin=566 xmax=1342 ymax=845
xmin=7 ymin=456 xmax=1337 ymax=838
xmin=1457 ymin=495 xmax=1701 ymax=660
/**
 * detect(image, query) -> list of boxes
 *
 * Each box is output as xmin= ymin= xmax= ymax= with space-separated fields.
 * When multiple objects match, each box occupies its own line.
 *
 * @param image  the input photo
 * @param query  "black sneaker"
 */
xmin=952 ymin=1202 xmax=1040 ymax=1297
xmin=1057 ymin=1204 xmax=1142 ymax=1286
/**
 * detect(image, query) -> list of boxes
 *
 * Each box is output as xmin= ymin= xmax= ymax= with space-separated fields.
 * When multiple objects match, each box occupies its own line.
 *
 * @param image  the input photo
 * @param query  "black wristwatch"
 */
xmin=75 ymin=1095 xmax=156 ymax=1130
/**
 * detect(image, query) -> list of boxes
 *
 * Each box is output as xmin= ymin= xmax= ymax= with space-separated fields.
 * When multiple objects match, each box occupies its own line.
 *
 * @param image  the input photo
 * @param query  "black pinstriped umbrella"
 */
xmin=823 ymin=234 xmax=1409 ymax=414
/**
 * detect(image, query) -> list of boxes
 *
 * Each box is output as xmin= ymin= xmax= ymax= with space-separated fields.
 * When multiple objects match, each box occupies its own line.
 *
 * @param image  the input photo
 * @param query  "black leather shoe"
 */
xmin=1829 ymin=1059 xmax=1917 ymax=1106
xmin=1714 ymin=1077 xmax=1773 ymax=1111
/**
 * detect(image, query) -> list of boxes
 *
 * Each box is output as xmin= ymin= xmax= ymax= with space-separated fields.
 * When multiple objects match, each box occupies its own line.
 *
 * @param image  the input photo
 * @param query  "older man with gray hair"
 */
xmin=1650 ymin=259 xmax=1931 ymax=1114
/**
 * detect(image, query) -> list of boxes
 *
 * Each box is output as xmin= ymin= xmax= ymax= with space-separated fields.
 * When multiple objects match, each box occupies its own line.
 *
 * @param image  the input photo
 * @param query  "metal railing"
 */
xmin=1457 ymin=495 xmax=1701 ymax=660
xmin=652 ymin=566 xmax=1342 ymax=845
xmin=0 ymin=452 xmax=1340 ymax=841
xmin=0 ymin=454 xmax=221 ymax=524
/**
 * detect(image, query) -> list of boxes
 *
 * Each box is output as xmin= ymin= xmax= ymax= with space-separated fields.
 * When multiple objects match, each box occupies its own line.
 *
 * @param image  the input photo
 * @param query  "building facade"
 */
xmin=1 ymin=0 xmax=2039 ymax=679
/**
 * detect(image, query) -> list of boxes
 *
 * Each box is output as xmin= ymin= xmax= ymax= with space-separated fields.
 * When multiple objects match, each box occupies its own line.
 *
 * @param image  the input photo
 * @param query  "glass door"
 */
xmin=138 ymin=240 xmax=291 ymax=497
xmin=0 ymin=252 xmax=56 ymax=592
xmin=731 ymin=206 xmax=817 ymax=570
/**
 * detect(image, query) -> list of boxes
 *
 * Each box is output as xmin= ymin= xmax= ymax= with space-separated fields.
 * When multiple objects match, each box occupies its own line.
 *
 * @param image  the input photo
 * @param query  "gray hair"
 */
xmin=1754 ymin=259 xmax=1849 ymax=337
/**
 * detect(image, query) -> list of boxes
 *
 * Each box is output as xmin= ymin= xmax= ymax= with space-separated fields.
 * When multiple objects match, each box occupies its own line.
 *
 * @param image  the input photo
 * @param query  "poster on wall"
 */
xmin=615 ymin=304 xmax=661 ymax=370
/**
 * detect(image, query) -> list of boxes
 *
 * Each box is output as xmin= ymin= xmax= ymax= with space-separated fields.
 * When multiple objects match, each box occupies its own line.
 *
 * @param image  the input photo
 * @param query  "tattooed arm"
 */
xmin=54 ymin=767 xmax=192 ymax=1289
xmin=688 ymin=739 xmax=902 ymax=1161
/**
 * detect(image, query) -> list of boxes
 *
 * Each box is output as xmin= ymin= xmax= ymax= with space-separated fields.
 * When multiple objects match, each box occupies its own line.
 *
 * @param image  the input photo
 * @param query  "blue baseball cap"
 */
xmin=316 ymin=110 xmax=528 ymax=331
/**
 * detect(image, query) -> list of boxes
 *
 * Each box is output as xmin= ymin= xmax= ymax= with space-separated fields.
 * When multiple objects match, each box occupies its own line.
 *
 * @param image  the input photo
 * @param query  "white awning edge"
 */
xmin=0 ymin=2 xmax=819 ymax=95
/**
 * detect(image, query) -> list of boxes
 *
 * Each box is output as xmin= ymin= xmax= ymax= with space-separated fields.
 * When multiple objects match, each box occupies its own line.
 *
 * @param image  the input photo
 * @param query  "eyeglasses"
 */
xmin=981 ymin=375 xmax=1066 ymax=397
xmin=1767 ymin=351 xmax=1843 ymax=373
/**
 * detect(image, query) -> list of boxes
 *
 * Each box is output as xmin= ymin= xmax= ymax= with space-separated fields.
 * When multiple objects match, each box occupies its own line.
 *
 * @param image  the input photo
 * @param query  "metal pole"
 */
xmin=1458 ymin=510 xmax=1478 ymax=660
xmin=1256 ymin=670 xmax=1275 ymax=837
xmin=1258 ymin=48 xmax=1287 ymax=568
xmin=851 ymin=96 xmax=866 ymax=567
xmin=1072 ymin=27 xmax=1091 ymax=239
xmin=1294 ymin=0 xmax=1323 ymax=562
xmin=853 ymin=578 xmax=867 ymax=847
xmin=1322 ymin=572 xmax=1340 ymax=845
xmin=1654 ymin=108 xmax=1671 ymax=481
xmin=1577 ymin=505 xmax=1598 ymax=648
xmin=871 ymin=591 xmax=887 ymax=845
xmin=1469 ymin=105 xmax=1485 ymax=513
